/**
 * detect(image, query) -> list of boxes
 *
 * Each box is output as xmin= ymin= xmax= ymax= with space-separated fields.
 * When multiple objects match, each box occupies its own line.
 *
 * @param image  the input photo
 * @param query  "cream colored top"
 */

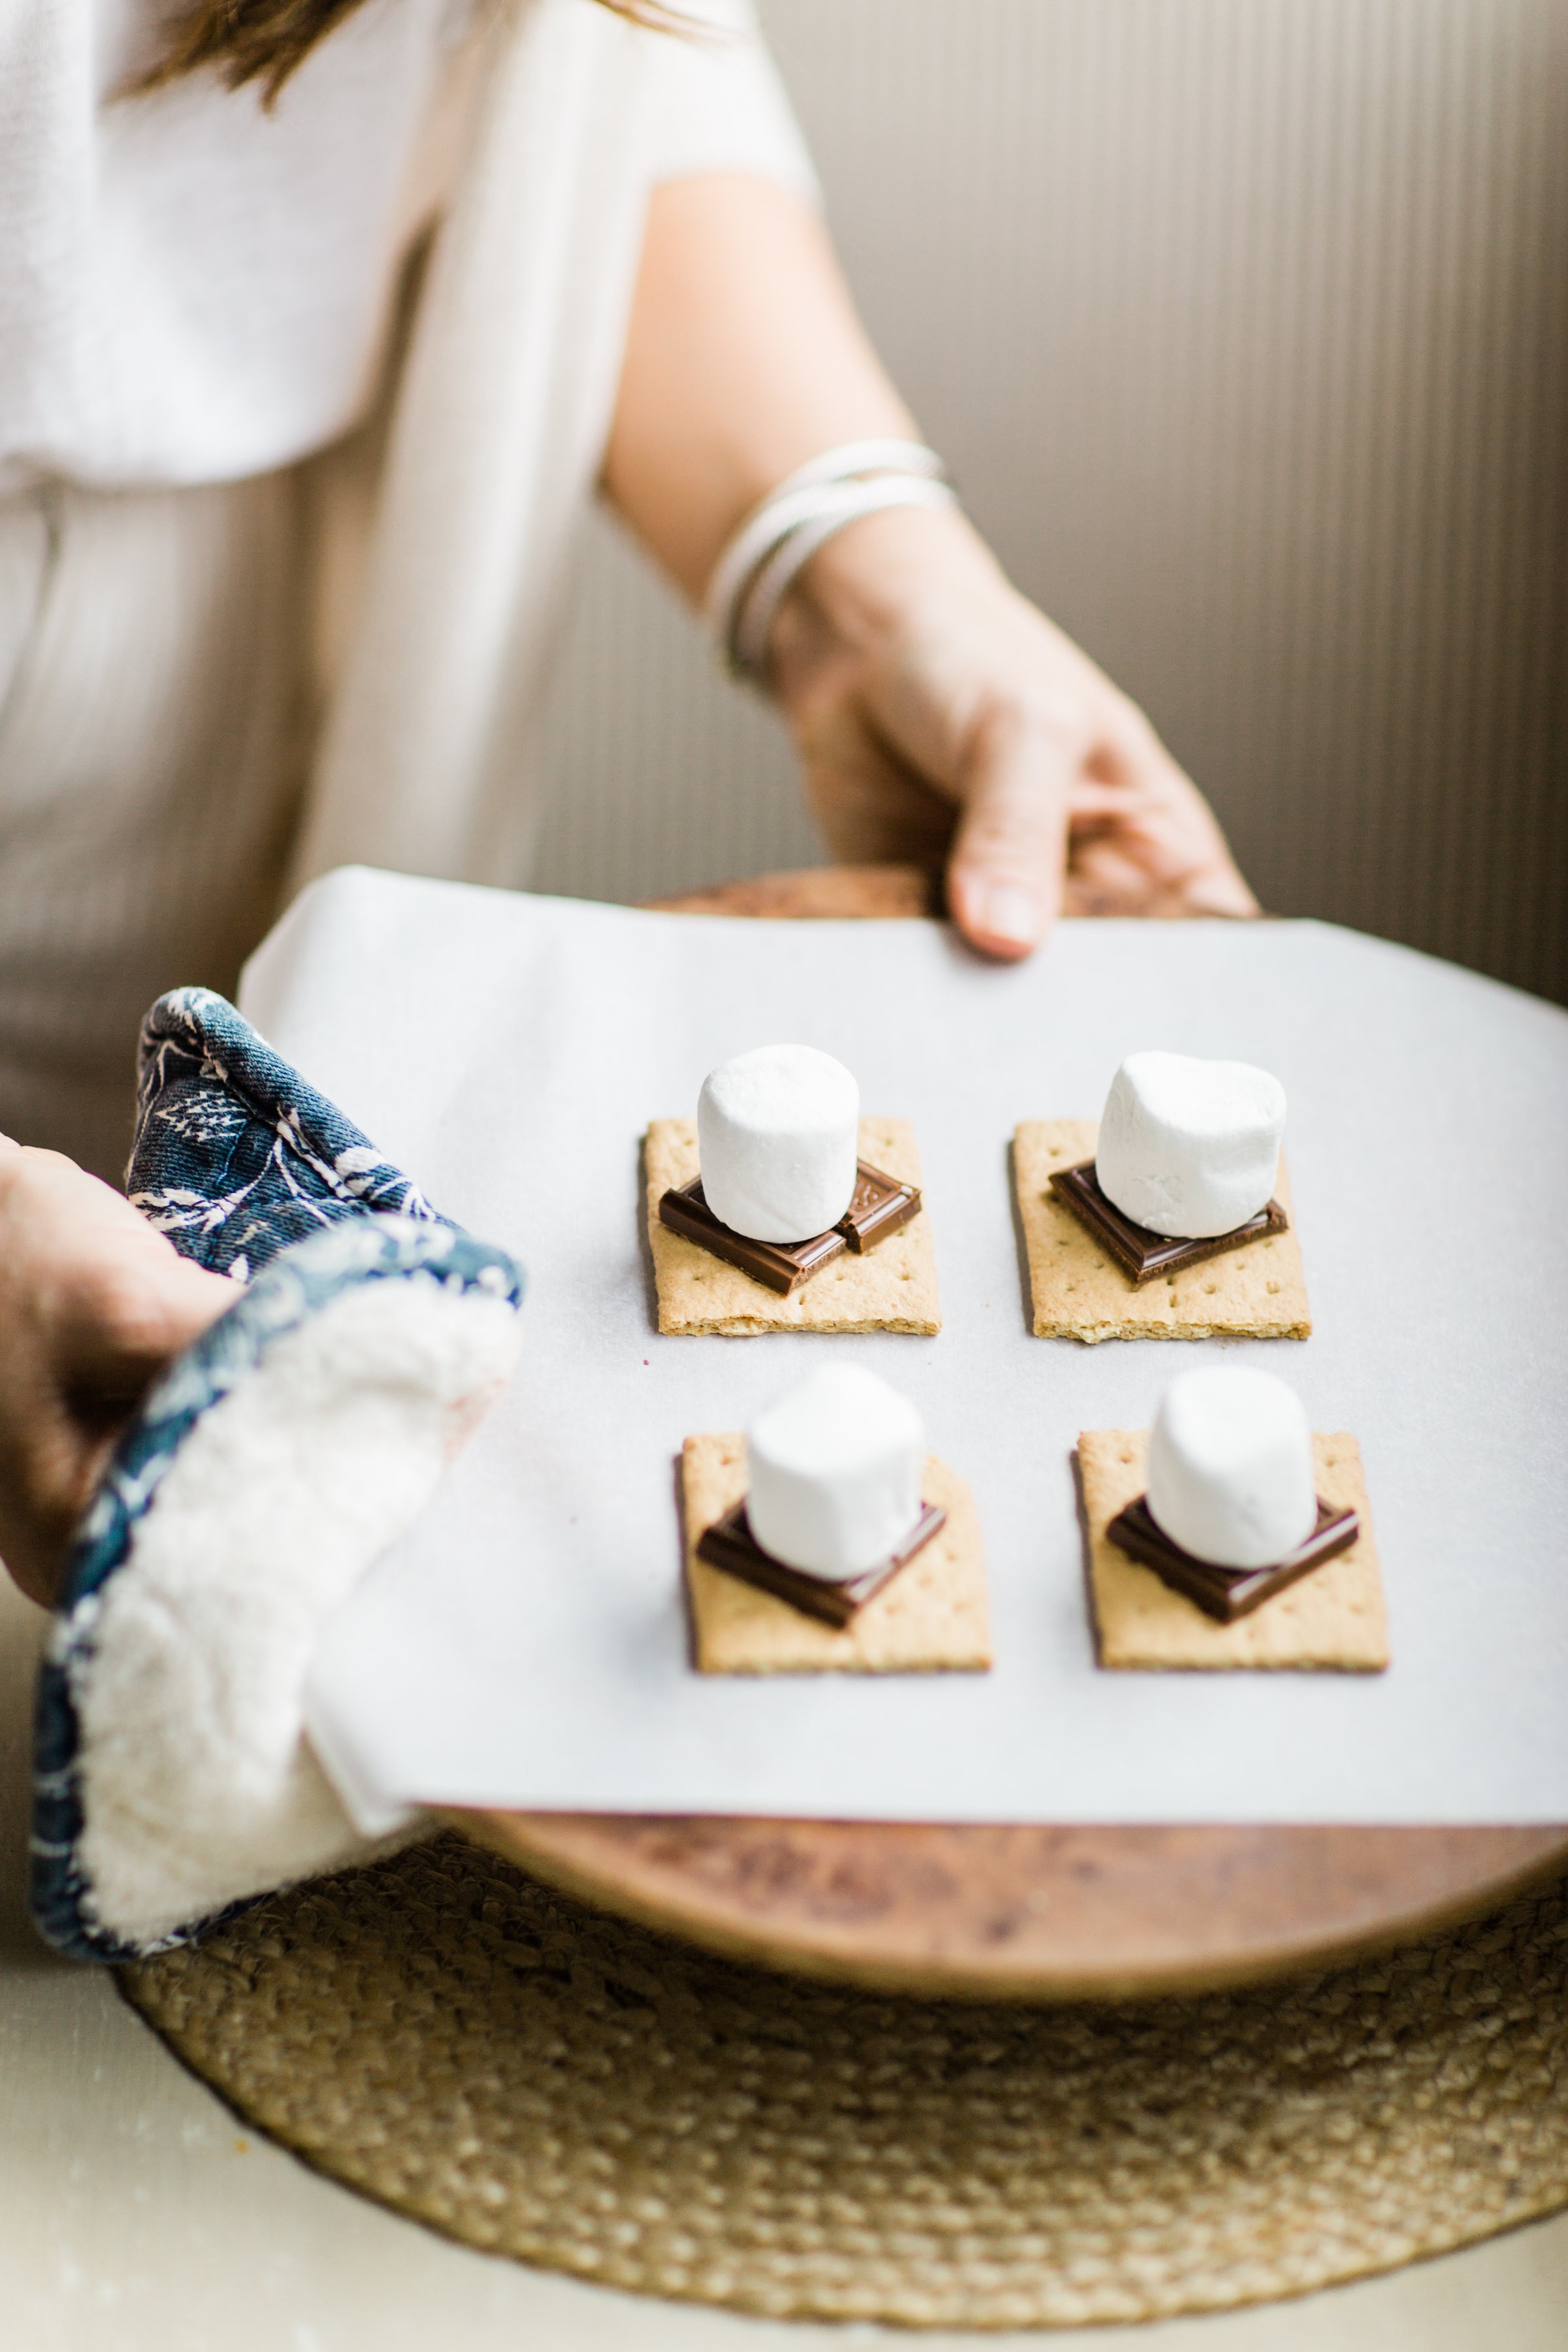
xmin=0 ymin=0 xmax=486 ymax=493
xmin=0 ymin=0 xmax=817 ymax=1175
xmin=0 ymin=0 xmax=811 ymax=495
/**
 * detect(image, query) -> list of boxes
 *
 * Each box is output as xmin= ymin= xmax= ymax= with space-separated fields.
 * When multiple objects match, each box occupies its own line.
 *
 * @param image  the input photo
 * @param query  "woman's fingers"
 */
xmin=1064 ymin=750 xmax=1261 ymax=917
xmin=944 ymin=694 xmax=1075 ymax=957
xmin=0 ymin=1146 xmax=235 ymax=1607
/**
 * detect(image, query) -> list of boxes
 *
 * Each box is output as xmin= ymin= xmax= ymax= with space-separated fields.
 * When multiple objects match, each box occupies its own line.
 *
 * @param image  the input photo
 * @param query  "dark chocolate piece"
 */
xmin=1048 ymin=1159 xmax=1288 ymax=1286
xmin=1105 ymin=1493 xmax=1360 ymax=1625
xmin=658 ymin=1159 xmax=923 ymax=1298
xmin=696 ymin=1497 xmax=948 ymax=1627
xmin=838 ymin=1161 xmax=923 ymax=1252
xmin=658 ymin=1179 xmax=847 ymax=1296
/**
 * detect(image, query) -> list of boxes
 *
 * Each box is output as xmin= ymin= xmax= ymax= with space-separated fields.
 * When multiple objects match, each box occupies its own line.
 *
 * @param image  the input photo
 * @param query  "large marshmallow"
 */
xmin=1146 ymin=1365 xmax=1318 ymax=1569
xmin=747 ymin=1365 xmax=923 ymax=1581
xmin=1095 ymin=1051 xmax=1286 ymax=1239
xmin=698 ymin=1043 xmax=859 ymax=1243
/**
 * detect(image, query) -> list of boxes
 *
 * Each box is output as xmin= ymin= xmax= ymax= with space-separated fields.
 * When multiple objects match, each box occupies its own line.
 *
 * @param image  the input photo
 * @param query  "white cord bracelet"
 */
xmin=704 ymin=439 xmax=955 ymax=685
xmin=730 ymin=475 xmax=958 ymax=682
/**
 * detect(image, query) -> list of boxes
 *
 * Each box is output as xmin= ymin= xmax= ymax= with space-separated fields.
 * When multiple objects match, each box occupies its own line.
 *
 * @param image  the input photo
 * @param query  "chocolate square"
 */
xmin=1104 ymin=1494 xmax=1361 ymax=1624
xmin=1048 ymin=1160 xmax=1288 ymax=1286
xmin=658 ymin=1159 xmax=923 ymax=1298
xmin=657 ymin=1179 xmax=844 ymax=1296
xmin=696 ymin=1498 xmax=948 ymax=1627
xmin=839 ymin=1161 xmax=923 ymax=1251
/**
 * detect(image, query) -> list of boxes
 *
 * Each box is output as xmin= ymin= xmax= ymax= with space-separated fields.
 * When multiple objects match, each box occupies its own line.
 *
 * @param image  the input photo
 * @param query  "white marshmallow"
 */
xmin=747 ymin=1365 xmax=923 ymax=1581
xmin=698 ymin=1043 xmax=859 ymax=1243
xmin=1095 ymin=1051 xmax=1286 ymax=1239
xmin=1146 ymin=1365 xmax=1318 ymax=1569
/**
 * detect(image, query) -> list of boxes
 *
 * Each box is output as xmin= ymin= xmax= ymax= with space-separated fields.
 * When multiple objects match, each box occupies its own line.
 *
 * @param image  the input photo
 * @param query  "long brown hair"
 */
xmin=140 ymin=0 xmax=685 ymax=108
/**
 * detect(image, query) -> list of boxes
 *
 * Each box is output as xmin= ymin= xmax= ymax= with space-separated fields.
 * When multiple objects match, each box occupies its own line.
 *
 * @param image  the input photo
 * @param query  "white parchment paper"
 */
xmin=240 ymin=869 xmax=1568 ymax=1826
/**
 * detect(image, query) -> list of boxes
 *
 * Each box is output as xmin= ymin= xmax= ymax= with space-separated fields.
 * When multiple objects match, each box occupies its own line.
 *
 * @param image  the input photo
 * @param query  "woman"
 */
xmin=3 ymin=1 xmax=1255 ymax=1938
xmin=1 ymin=0 xmax=1253 ymax=1179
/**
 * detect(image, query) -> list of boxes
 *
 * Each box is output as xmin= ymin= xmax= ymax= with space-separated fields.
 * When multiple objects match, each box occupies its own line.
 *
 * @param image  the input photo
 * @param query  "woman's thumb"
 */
xmin=943 ymin=706 xmax=1073 ymax=960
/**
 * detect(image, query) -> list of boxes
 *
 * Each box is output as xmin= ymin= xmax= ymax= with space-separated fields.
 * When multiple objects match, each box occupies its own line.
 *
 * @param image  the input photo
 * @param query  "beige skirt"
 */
xmin=0 ymin=470 xmax=310 ymax=1179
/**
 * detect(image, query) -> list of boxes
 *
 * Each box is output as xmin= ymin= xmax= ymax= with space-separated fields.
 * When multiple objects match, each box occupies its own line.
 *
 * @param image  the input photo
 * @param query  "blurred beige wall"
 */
xmin=529 ymin=0 xmax=1568 ymax=1004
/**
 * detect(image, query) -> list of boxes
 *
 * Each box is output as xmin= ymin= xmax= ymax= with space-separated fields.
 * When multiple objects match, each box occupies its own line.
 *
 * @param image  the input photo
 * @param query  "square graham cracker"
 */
xmin=1077 ymin=1428 xmax=1388 ymax=1671
xmin=1015 ymin=1119 xmax=1311 ymax=1343
xmin=680 ymin=1433 xmax=990 ymax=1673
xmin=645 ymin=1117 xmax=939 ymax=1337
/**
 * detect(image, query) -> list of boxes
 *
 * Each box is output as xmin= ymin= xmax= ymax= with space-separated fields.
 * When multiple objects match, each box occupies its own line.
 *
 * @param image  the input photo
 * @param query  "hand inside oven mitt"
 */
xmin=22 ymin=988 xmax=523 ymax=1961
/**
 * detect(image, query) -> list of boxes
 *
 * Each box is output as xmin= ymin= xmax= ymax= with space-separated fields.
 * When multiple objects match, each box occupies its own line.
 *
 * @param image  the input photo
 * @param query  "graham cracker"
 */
xmin=1077 ymin=1428 xmax=1388 ymax=1671
xmin=680 ymin=1433 xmax=990 ymax=1673
xmin=646 ymin=1117 xmax=940 ymax=1337
xmin=1015 ymin=1119 xmax=1311 ymax=1343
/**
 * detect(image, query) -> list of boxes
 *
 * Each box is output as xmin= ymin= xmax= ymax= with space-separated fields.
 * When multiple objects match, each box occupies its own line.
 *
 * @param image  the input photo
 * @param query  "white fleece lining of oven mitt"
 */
xmin=46 ymin=1243 xmax=519 ymax=1954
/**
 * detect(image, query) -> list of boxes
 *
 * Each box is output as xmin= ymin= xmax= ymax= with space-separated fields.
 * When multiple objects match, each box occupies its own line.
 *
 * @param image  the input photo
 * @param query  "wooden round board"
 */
xmin=453 ymin=869 xmax=1568 ymax=1999
xmin=454 ymin=1813 xmax=1568 ymax=1999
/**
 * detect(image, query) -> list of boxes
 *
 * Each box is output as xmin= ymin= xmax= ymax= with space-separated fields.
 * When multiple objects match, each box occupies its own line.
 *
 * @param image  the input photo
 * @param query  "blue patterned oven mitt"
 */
xmin=32 ymin=989 xmax=524 ymax=1963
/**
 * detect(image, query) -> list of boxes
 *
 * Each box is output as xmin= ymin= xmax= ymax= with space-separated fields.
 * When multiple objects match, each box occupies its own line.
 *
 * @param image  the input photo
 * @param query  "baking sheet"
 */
xmin=239 ymin=868 xmax=1568 ymax=1827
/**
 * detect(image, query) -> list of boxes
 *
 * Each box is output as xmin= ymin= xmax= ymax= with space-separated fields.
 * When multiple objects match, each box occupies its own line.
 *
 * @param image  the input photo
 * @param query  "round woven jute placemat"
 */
xmin=122 ymin=1833 xmax=1568 ymax=2330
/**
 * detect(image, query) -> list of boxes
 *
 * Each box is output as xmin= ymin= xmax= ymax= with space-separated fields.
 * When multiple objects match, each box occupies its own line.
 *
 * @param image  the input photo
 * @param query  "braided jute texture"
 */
xmin=122 ymin=1833 xmax=1568 ymax=2329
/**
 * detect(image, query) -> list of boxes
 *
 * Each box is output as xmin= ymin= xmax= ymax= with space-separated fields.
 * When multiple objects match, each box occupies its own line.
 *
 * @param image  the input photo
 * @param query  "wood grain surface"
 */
xmin=449 ymin=870 xmax=1568 ymax=1999
xmin=454 ymin=1813 xmax=1568 ymax=2000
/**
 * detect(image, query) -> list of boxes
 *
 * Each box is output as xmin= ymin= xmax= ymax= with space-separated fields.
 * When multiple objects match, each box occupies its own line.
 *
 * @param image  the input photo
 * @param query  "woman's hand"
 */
xmin=0 ymin=1141 xmax=234 ymax=1609
xmin=606 ymin=176 xmax=1257 ymax=955
xmin=770 ymin=503 xmax=1258 ymax=958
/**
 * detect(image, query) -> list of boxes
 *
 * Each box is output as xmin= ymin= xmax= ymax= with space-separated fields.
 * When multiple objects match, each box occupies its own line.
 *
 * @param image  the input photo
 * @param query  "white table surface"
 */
xmin=239 ymin=871 xmax=1568 ymax=1833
